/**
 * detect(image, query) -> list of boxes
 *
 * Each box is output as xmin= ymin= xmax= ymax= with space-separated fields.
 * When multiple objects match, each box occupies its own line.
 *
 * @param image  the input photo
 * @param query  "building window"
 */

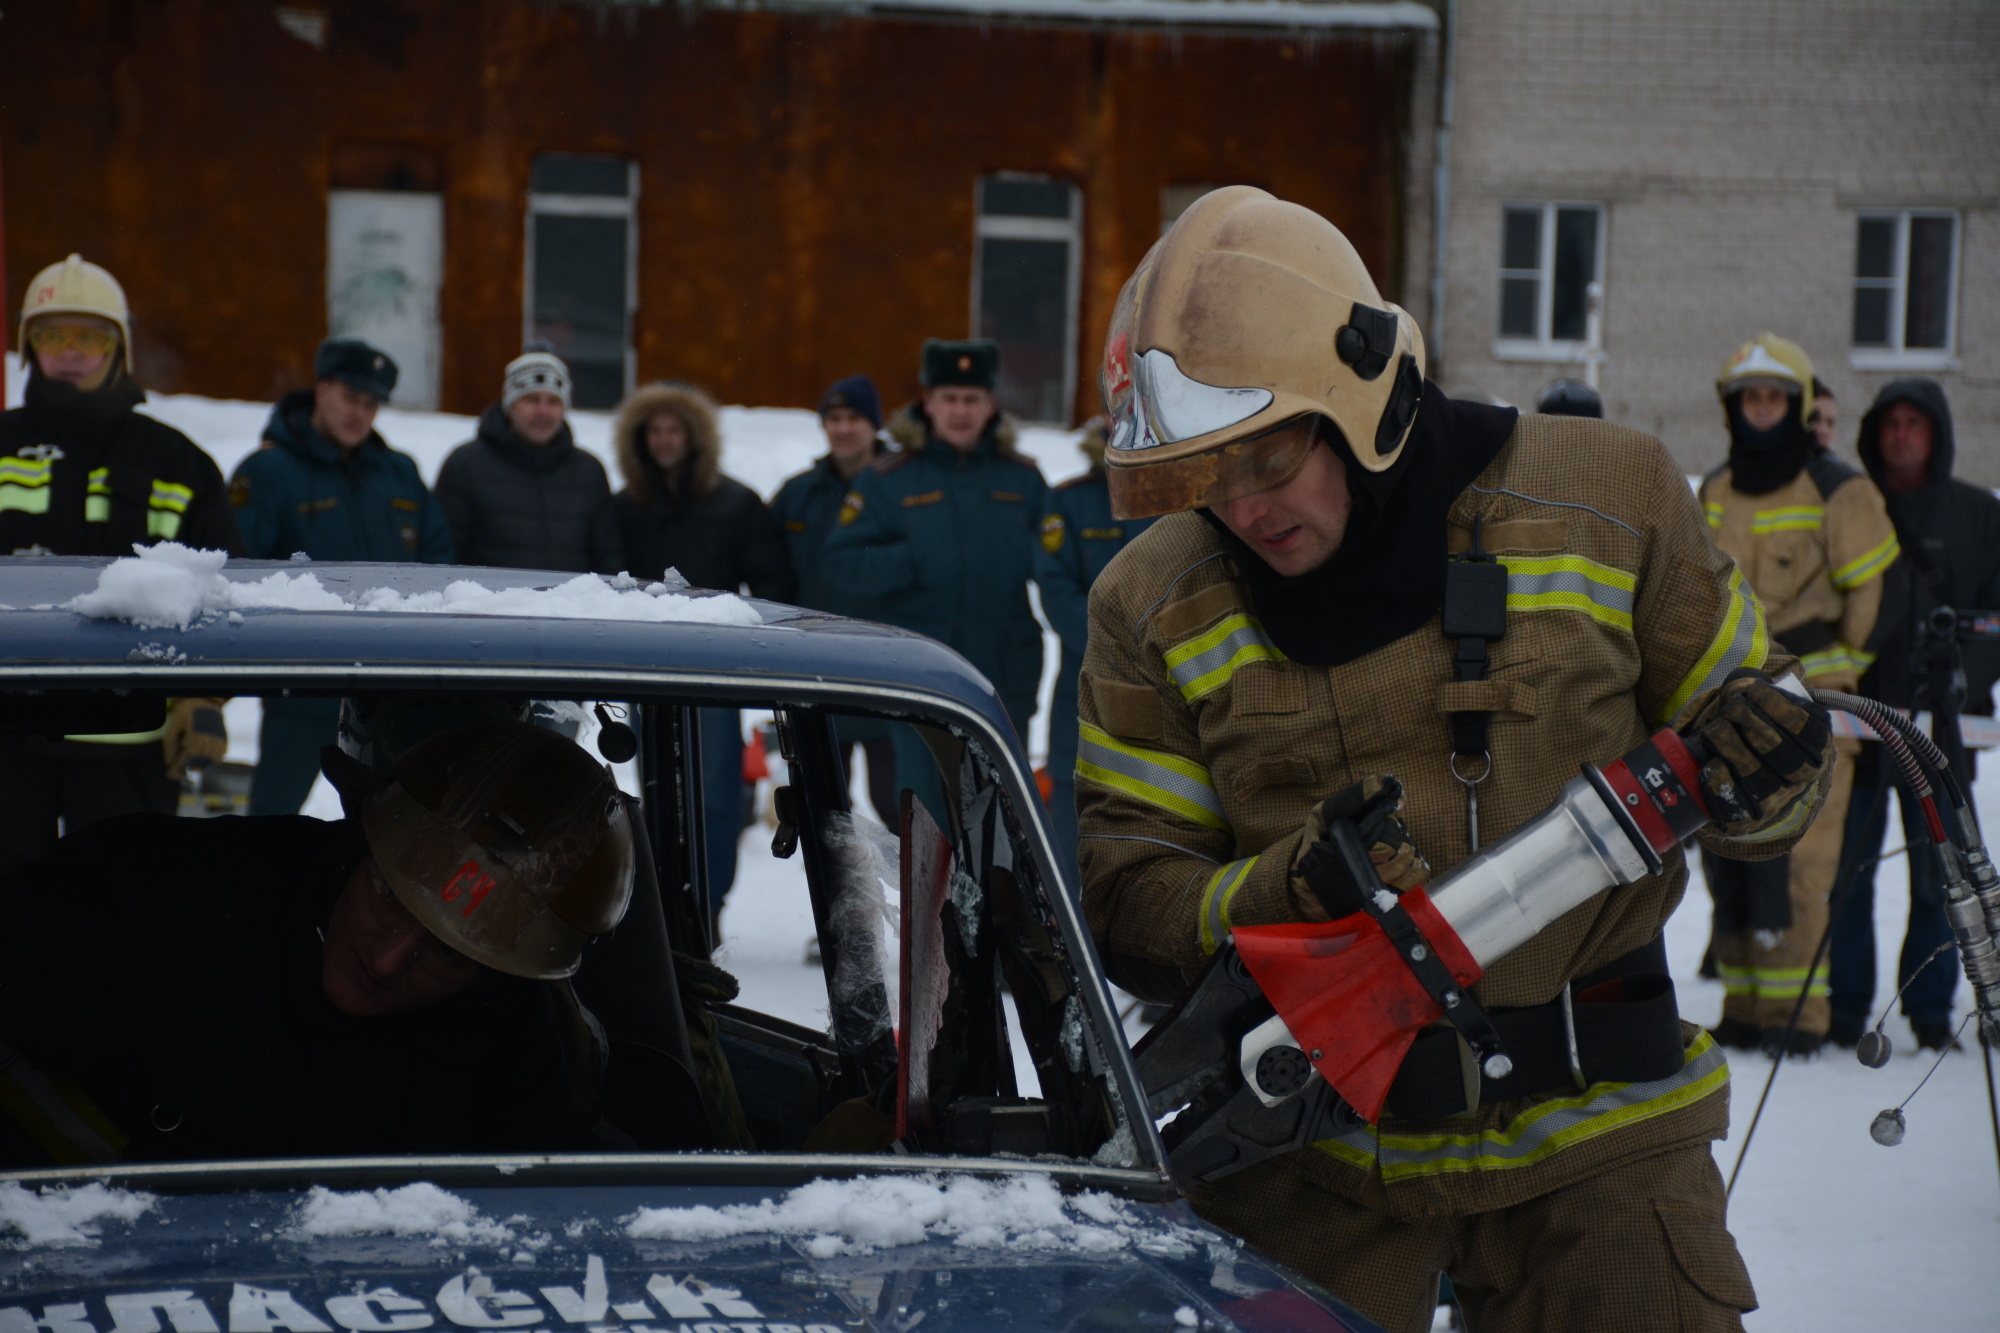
xmin=1494 ymin=203 xmax=1604 ymax=360
xmin=974 ymin=174 xmax=1082 ymax=425
xmin=526 ymin=153 xmax=636 ymax=409
xmin=1852 ymin=211 xmax=1958 ymax=369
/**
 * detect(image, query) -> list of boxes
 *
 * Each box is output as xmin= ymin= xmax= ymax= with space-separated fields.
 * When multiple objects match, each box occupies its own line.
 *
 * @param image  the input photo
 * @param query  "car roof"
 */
xmin=0 ymin=557 xmax=1014 ymax=729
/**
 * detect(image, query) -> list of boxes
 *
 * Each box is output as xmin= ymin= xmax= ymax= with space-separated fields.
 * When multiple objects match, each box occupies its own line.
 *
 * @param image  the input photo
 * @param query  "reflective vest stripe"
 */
xmin=85 ymin=466 xmax=112 ymax=523
xmin=1717 ymin=962 xmax=1829 ymax=999
xmin=1199 ymin=857 xmax=1258 ymax=955
xmin=0 ymin=1041 xmax=126 ymax=1166
xmin=1703 ymin=502 xmax=1724 ymax=531
xmin=0 ymin=456 xmax=53 ymax=515
xmin=146 ymin=479 xmax=195 ymax=540
xmin=1797 ymin=644 xmax=1875 ymax=679
xmin=1163 ymin=614 xmax=1284 ymax=702
xmin=1076 ymin=722 xmax=1231 ymax=832
xmin=1657 ymin=565 xmax=1771 ymax=724
xmin=1832 ymin=532 xmax=1900 ymax=590
xmin=1316 ymin=1031 xmax=1728 ymax=1181
xmin=1748 ymin=505 xmax=1825 ymax=534
xmin=1500 ymin=555 xmax=1637 ymax=633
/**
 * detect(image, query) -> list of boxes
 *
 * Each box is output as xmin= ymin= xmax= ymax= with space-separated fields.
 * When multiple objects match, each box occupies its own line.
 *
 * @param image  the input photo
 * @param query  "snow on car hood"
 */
xmin=0 ymin=1176 xmax=1376 ymax=1333
xmin=64 ymin=544 xmax=762 ymax=631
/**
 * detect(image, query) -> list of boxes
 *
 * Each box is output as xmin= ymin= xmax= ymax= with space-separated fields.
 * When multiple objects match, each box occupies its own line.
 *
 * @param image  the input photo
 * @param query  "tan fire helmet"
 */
xmin=360 ymin=721 xmax=634 ymax=980
xmin=1099 ymin=186 xmax=1426 ymax=520
xmin=1716 ymin=333 xmax=1816 ymax=432
xmin=19 ymin=254 xmax=133 ymax=371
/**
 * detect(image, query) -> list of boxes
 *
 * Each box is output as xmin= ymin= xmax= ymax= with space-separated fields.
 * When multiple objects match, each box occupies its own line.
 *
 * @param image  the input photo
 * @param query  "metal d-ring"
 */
xmin=1450 ymin=750 xmax=1492 ymax=850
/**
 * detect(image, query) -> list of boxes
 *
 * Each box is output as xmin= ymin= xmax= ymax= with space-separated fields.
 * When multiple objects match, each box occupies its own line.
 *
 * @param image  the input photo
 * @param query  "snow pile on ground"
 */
xmin=0 ymin=1181 xmax=156 ymax=1246
xmin=288 ymin=1182 xmax=514 ymax=1246
xmin=624 ymin=1173 xmax=1183 ymax=1259
xmin=65 ymin=543 xmax=762 ymax=630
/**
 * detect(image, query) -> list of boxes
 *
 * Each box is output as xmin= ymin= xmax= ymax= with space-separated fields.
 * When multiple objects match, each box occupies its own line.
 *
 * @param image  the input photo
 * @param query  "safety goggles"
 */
xmin=29 ymin=323 xmax=119 ymax=357
xmin=1105 ymin=412 xmax=1322 ymax=520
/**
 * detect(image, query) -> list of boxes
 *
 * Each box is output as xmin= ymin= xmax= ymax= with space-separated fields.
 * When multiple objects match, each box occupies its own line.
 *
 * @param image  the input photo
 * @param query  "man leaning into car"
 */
xmin=0 ymin=722 xmax=636 ymax=1167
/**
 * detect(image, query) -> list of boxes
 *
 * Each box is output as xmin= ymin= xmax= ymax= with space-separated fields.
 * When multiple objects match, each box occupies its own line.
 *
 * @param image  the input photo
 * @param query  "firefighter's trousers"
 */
xmin=1188 ymin=1144 xmax=1755 ymax=1333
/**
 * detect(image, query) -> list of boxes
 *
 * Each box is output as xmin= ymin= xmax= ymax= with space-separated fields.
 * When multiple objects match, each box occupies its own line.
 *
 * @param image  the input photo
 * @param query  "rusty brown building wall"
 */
xmin=3 ymin=0 xmax=1413 ymax=419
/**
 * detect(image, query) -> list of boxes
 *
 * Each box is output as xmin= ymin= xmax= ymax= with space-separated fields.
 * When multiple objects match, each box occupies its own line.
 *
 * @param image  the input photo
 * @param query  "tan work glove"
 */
xmin=163 ymin=698 xmax=228 ymax=780
xmin=1290 ymin=775 xmax=1431 ymax=922
xmin=1680 ymin=670 xmax=1831 ymax=838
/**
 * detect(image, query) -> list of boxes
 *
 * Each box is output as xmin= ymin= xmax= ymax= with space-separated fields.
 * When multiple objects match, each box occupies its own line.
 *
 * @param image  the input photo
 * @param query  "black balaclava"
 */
xmin=1200 ymin=383 xmax=1518 ymax=668
xmin=23 ymin=361 xmax=144 ymax=446
xmin=1724 ymin=391 xmax=1816 ymax=496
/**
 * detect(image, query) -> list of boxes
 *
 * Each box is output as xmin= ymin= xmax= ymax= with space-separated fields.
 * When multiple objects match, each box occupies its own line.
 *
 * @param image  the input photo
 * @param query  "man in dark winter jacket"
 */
xmin=1033 ymin=418 xmax=1155 ymax=871
xmin=823 ymin=340 xmax=1049 ymax=822
xmin=611 ymin=381 xmax=794 ymax=921
xmin=774 ymin=374 xmax=897 ymax=818
xmin=1829 ymin=378 xmax=2000 ymax=1050
xmin=434 ymin=350 xmax=622 ymax=573
xmin=0 ymin=254 xmax=239 ymax=872
xmin=230 ymin=339 xmax=454 ymax=816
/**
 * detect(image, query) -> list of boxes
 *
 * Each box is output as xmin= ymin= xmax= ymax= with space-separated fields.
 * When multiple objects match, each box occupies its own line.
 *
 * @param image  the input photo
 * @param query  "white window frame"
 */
xmin=971 ymin=175 xmax=1083 ymax=425
xmin=1849 ymin=209 xmax=1961 ymax=372
xmin=1491 ymin=201 xmax=1607 ymax=364
xmin=523 ymin=159 xmax=640 ymax=403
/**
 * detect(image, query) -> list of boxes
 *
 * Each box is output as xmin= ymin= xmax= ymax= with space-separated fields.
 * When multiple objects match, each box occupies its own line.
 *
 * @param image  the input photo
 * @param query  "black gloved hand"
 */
xmin=1681 ymin=669 xmax=1831 ymax=837
xmin=1290 ymin=775 xmax=1431 ymax=921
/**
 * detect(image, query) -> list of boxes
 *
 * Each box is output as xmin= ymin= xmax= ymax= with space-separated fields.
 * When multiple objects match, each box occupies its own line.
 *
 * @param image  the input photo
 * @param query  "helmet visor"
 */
xmin=1105 ymin=414 xmax=1320 ymax=520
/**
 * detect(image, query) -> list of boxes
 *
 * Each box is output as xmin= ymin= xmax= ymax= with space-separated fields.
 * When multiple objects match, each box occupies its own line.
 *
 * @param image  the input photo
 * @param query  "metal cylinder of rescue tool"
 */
xmin=1424 ymin=727 xmax=1709 ymax=968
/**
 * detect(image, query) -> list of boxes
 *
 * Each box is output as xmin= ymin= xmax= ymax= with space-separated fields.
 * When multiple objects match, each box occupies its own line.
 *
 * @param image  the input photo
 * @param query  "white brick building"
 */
xmin=1400 ymin=0 xmax=2000 ymax=481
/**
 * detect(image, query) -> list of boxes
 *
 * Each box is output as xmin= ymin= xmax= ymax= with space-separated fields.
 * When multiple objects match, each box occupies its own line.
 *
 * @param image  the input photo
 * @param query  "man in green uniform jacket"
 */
xmin=229 ymin=338 xmax=454 ymax=815
xmin=823 ymin=341 xmax=1048 ymax=815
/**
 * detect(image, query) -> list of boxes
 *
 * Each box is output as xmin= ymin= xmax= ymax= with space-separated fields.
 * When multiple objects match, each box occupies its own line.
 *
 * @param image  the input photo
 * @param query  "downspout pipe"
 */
xmin=1427 ymin=0 xmax=1456 ymax=375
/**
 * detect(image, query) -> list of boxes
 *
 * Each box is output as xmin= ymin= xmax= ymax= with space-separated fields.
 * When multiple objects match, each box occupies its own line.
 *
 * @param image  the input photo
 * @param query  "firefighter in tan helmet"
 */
xmin=1077 ymin=188 xmax=1834 ymax=1331
xmin=0 ymin=721 xmax=650 ymax=1166
xmin=1697 ymin=335 xmax=1897 ymax=1056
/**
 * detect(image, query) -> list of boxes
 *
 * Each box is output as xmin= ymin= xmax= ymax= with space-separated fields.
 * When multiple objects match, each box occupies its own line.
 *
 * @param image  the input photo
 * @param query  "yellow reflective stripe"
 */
xmin=87 ymin=466 xmax=112 ymax=496
xmin=1500 ymin=554 xmax=1636 ymax=633
xmin=145 ymin=510 xmax=182 ymax=539
xmin=0 ymin=457 xmax=53 ymax=516
xmin=1199 ymin=857 xmax=1257 ymax=955
xmin=1720 ymin=964 xmax=1829 ymax=998
xmin=1832 ymin=532 xmax=1900 ymax=590
xmin=1311 ymin=1120 xmax=1381 ymax=1172
xmin=0 ymin=484 xmax=53 ymax=515
xmin=1703 ymin=501 xmax=1724 ymax=531
xmin=1749 ymin=505 xmax=1824 ymax=534
xmin=1733 ymin=783 xmax=1819 ymax=843
xmin=1076 ymin=721 xmax=1231 ymax=832
xmin=1797 ymin=647 xmax=1847 ymax=678
xmin=1656 ymin=565 xmax=1771 ymax=724
xmin=149 ymin=479 xmax=195 ymax=513
xmin=1361 ymin=1032 xmax=1729 ymax=1181
xmin=1162 ymin=614 xmax=1284 ymax=702
xmin=85 ymin=466 xmax=111 ymax=522
xmin=63 ymin=721 xmax=172 ymax=744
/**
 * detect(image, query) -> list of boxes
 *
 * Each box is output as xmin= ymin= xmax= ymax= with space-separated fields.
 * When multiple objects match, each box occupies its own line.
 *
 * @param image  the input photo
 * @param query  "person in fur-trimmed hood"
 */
xmin=610 ymin=380 xmax=794 ymax=926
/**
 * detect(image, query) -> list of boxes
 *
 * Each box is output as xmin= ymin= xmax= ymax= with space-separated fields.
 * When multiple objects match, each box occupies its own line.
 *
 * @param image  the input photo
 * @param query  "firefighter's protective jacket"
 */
xmin=1699 ymin=455 xmax=1897 ymax=693
xmin=1078 ymin=412 xmax=1821 ymax=1219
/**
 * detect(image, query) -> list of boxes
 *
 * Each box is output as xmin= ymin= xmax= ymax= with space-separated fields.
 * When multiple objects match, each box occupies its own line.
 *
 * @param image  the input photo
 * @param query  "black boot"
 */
xmin=1761 ymin=1027 xmax=1824 ymax=1058
xmin=1711 ymin=1017 xmax=1761 ymax=1050
xmin=1828 ymin=1014 xmax=1866 ymax=1049
xmin=1912 ymin=1021 xmax=1962 ymax=1052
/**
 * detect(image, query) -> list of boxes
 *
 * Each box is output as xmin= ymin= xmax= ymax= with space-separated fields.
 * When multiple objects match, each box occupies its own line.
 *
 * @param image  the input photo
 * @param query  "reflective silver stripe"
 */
xmin=1199 ymin=857 xmax=1257 ymax=954
xmin=1500 ymin=556 xmax=1636 ymax=631
xmin=1164 ymin=615 xmax=1283 ymax=700
xmin=1076 ymin=722 xmax=1231 ymax=832
xmin=0 ymin=1040 xmax=123 ymax=1165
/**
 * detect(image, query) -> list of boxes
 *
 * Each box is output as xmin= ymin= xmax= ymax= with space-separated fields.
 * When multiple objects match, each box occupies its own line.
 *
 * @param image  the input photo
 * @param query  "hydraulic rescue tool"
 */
xmin=1134 ymin=679 xmax=2000 ymax=1184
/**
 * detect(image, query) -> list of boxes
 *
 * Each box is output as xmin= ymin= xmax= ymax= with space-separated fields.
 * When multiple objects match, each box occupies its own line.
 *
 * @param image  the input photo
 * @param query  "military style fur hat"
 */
xmin=920 ymin=339 xmax=1000 ymax=390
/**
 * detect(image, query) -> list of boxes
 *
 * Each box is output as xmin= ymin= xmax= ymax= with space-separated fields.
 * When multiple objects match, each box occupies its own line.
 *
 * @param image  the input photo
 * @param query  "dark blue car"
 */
xmin=0 ymin=555 xmax=1381 ymax=1333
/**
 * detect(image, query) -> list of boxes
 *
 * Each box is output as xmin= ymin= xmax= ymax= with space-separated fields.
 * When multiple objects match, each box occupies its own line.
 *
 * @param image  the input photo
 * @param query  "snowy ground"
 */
xmin=20 ymin=372 xmax=1997 ymax=1327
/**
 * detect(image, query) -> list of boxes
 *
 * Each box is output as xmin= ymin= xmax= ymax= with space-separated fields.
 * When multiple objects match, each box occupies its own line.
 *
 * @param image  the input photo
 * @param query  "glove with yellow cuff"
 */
xmin=163 ymin=698 xmax=229 ymax=780
xmin=1290 ymin=774 xmax=1431 ymax=922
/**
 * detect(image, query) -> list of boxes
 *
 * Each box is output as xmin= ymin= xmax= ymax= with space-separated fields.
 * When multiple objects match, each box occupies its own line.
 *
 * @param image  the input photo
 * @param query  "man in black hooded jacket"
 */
xmin=1829 ymin=378 xmax=2000 ymax=1050
xmin=434 ymin=350 xmax=623 ymax=573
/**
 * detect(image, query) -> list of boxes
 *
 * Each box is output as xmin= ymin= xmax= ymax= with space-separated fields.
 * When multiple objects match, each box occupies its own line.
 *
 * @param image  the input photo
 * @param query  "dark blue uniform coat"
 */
xmin=771 ymin=449 xmax=889 ymax=620
xmin=823 ymin=411 xmax=1048 ymax=734
xmin=1033 ymin=466 xmax=1154 ymax=865
xmin=229 ymin=391 xmax=454 ymax=816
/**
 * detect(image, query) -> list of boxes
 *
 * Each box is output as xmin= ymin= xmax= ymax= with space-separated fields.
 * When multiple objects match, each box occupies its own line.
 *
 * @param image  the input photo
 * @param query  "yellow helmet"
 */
xmin=1099 ymin=186 xmax=1425 ymax=520
xmin=1716 ymin=333 xmax=1815 ymax=432
xmin=361 ymin=721 xmax=635 ymax=980
xmin=19 ymin=254 xmax=133 ymax=372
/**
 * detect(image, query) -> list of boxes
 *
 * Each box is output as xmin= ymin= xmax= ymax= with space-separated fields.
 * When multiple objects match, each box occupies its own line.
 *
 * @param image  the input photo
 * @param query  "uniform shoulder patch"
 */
xmin=784 ymin=519 xmax=808 ymax=533
xmin=1040 ymin=512 xmax=1066 ymax=554
xmin=837 ymin=491 xmax=866 ymax=526
xmin=871 ymin=450 xmax=915 ymax=475
xmin=902 ymin=489 xmax=946 ymax=508
xmin=988 ymin=490 xmax=1025 ymax=505
xmin=229 ymin=475 xmax=252 ymax=508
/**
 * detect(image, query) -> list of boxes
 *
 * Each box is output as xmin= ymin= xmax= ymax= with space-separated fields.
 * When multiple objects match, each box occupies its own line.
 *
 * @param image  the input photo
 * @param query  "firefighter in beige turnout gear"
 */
xmin=1076 ymin=189 xmax=1834 ymax=1332
xmin=1697 ymin=335 xmax=1897 ymax=1053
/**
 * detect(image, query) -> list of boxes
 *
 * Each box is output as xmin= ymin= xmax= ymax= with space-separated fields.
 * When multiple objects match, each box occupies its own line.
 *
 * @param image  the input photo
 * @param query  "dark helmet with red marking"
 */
xmin=359 ymin=721 xmax=634 ymax=980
